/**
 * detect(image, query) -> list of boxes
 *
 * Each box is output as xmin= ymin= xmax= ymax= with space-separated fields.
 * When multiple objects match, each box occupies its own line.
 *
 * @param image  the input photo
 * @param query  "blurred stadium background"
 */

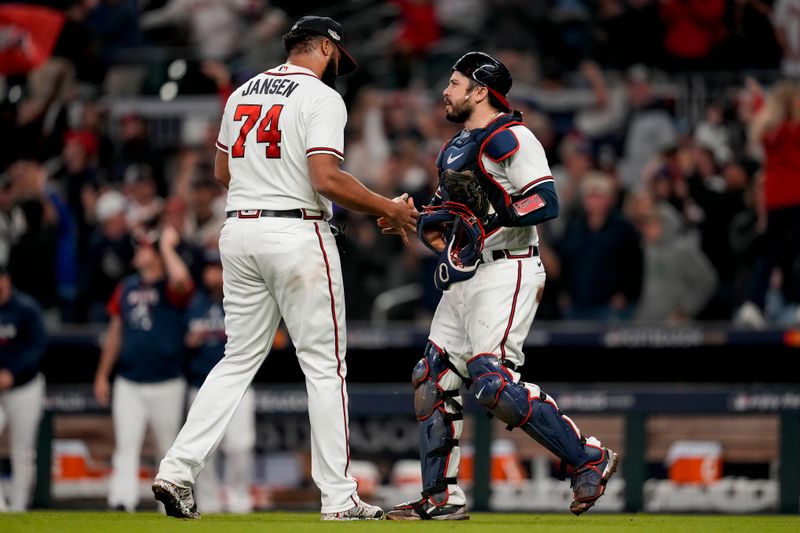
xmin=1 ymin=0 xmax=800 ymax=516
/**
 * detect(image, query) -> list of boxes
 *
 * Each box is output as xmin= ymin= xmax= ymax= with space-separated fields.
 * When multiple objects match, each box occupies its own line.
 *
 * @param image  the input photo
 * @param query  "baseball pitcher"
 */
xmin=153 ymin=16 xmax=418 ymax=520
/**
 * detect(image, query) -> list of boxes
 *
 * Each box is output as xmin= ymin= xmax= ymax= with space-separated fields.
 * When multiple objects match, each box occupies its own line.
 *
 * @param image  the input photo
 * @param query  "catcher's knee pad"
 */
xmin=466 ymin=355 xmax=593 ymax=468
xmin=467 ymin=355 xmax=530 ymax=424
xmin=412 ymin=343 xmax=464 ymax=503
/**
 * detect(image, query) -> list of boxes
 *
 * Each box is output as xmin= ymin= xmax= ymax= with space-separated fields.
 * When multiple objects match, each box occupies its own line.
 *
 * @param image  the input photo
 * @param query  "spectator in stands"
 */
xmin=390 ymin=0 xmax=442 ymax=86
xmin=738 ymin=80 xmax=800 ymax=326
xmin=160 ymin=196 xmax=205 ymax=285
xmin=0 ymin=264 xmax=47 ymax=511
xmin=694 ymin=104 xmax=732 ymax=166
xmin=184 ymin=251 xmax=254 ymax=514
xmin=619 ymin=65 xmax=677 ymax=188
xmin=140 ymin=0 xmax=254 ymax=61
xmin=723 ymin=0 xmax=782 ymax=71
xmin=114 ymin=114 xmax=165 ymax=195
xmin=0 ymin=175 xmax=23 ymax=268
xmin=86 ymin=190 xmax=134 ymax=322
xmin=773 ymin=0 xmax=800 ymax=77
xmin=618 ymin=65 xmax=677 ymax=190
xmin=344 ymin=89 xmax=391 ymax=189
xmin=123 ymin=165 xmax=163 ymax=234
xmin=184 ymin=176 xmax=225 ymax=250
xmin=659 ymin=0 xmax=726 ymax=71
xmin=624 ymin=187 xmax=682 ymax=234
xmin=556 ymin=172 xmax=643 ymax=320
xmin=634 ymin=207 xmax=717 ymax=323
xmin=549 ymin=135 xmax=595 ymax=240
xmin=93 ymin=225 xmax=193 ymax=511
xmin=484 ymin=0 xmax=546 ymax=55
xmin=646 ymin=145 xmax=691 ymax=218
xmin=687 ymin=149 xmax=751 ymax=318
xmin=54 ymin=0 xmax=105 ymax=85
xmin=55 ymin=131 xmax=100 ymax=256
xmin=593 ymin=0 xmax=663 ymax=69
xmin=5 ymin=161 xmax=60 ymax=318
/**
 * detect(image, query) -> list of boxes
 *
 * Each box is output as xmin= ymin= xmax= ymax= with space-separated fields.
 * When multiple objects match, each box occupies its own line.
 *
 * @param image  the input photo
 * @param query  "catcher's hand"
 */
xmin=442 ymin=169 xmax=489 ymax=218
xmin=421 ymin=226 xmax=445 ymax=252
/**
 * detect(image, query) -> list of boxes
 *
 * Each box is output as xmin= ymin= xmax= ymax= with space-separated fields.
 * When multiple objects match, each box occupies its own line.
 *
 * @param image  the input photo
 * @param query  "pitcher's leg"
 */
xmin=185 ymin=387 xmax=223 ymax=513
xmin=157 ymin=246 xmax=280 ymax=488
xmin=279 ymin=224 xmax=356 ymax=514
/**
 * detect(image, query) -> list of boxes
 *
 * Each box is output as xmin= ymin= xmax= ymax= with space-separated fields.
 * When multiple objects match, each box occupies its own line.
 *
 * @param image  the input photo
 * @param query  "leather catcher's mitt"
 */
xmin=441 ymin=169 xmax=490 ymax=219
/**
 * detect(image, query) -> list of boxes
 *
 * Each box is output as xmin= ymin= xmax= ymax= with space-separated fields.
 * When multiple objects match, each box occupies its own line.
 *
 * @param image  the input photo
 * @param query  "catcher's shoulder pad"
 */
xmin=483 ymin=129 xmax=519 ymax=162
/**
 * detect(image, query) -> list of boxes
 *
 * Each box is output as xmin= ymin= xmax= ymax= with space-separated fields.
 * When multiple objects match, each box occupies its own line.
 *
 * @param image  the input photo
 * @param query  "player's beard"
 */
xmin=322 ymin=56 xmax=338 ymax=88
xmin=445 ymin=97 xmax=473 ymax=124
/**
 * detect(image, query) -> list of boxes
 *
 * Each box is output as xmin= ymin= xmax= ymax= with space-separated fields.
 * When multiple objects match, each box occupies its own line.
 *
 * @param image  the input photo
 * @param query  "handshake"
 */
xmin=376 ymin=193 xmax=419 ymax=245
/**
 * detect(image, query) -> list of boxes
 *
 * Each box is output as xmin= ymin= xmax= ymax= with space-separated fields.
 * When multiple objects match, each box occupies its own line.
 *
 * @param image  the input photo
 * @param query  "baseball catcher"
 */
xmin=385 ymin=51 xmax=618 ymax=521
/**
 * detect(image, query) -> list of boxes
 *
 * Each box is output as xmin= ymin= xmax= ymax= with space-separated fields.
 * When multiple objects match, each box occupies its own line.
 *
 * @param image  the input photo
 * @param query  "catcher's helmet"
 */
xmin=452 ymin=51 xmax=512 ymax=112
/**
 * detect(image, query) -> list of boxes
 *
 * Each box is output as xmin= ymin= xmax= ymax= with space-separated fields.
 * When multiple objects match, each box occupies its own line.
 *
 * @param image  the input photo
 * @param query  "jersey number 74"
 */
xmin=231 ymin=104 xmax=284 ymax=159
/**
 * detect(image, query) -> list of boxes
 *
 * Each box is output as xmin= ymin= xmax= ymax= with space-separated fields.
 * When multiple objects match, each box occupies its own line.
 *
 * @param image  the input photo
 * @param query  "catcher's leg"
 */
xmin=386 ymin=342 xmax=469 ymax=521
xmin=467 ymin=355 xmax=619 ymax=515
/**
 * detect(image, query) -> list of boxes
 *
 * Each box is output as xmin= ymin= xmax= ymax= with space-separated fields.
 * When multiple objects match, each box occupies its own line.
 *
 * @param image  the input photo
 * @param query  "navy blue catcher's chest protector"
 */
xmin=435 ymin=112 xmax=524 ymax=219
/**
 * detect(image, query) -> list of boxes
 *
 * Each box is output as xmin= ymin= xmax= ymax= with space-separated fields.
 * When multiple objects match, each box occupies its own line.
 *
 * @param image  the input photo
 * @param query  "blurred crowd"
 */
xmin=2 ymin=0 xmax=800 ymax=327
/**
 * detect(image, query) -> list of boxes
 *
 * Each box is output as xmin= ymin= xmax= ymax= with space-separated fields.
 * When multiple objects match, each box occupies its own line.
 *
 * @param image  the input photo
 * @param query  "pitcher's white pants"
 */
xmin=0 ymin=374 xmax=44 ymax=511
xmin=190 ymin=386 xmax=255 ymax=513
xmin=108 ymin=376 xmax=186 ymax=510
xmin=158 ymin=217 xmax=359 ymax=513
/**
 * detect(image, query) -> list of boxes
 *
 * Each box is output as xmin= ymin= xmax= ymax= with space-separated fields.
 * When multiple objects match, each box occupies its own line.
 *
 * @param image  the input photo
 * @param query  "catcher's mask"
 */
xmin=452 ymin=51 xmax=512 ymax=112
xmin=418 ymin=202 xmax=486 ymax=291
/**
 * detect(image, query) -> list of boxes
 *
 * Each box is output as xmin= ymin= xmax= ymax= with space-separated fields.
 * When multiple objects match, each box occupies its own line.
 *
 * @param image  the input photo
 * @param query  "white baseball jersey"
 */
xmin=480 ymin=124 xmax=553 ymax=251
xmin=160 ymin=61 xmax=362 ymax=514
xmin=216 ymin=63 xmax=347 ymax=218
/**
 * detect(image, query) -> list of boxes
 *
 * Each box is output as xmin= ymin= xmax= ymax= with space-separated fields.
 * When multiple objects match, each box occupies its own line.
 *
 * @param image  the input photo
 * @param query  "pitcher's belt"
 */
xmin=226 ymin=209 xmax=324 ymax=220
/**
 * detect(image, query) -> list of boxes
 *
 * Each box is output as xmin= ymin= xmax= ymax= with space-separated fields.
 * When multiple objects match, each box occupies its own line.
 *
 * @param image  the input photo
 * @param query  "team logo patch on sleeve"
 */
xmin=512 ymin=194 xmax=546 ymax=216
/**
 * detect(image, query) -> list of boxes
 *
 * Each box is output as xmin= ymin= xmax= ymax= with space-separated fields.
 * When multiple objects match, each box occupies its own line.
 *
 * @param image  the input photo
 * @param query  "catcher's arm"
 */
xmin=499 ymin=180 xmax=559 ymax=227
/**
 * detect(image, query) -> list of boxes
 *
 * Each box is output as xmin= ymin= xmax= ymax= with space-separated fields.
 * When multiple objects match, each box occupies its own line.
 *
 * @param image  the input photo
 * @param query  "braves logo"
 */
xmin=127 ymin=288 xmax=159 ymax=331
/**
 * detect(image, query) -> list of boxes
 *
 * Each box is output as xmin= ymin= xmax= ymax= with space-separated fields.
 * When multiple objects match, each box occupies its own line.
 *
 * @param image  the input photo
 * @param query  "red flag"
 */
xmin=0 ymin=4 xmax=65 ymax=75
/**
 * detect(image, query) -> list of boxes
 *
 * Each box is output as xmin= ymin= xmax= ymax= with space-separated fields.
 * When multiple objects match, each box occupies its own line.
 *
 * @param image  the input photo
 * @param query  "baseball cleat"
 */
xmin=386 ymin=498 xmax=469 ymax=521
xmin=570 ymin=447 xmax=620 ymax=516
xmin=321 ymin=500 xmax=384 ymax=520
xmin=152 ymin=478 xmax=200 ymax=519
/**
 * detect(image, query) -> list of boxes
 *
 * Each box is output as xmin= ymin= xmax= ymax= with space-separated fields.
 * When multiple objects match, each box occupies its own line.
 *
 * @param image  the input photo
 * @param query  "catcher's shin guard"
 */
xmin=413 ymin=343 xmax=465 ymax=504
xmin=466 ymin=355 xmax=601 ymax=469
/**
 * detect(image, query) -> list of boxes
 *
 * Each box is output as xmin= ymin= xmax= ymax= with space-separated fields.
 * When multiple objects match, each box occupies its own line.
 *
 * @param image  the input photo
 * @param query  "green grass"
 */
xmin=1 ymin=512 xmax=800 ymax=533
